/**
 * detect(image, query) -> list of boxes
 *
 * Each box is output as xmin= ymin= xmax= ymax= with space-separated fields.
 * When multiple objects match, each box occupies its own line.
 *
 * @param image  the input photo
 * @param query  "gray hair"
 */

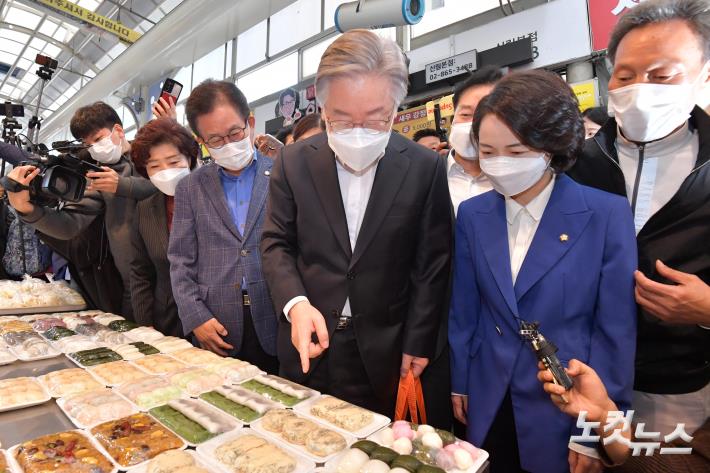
xmin=608 ymin=0 xmax=710 ymax=63
xmin=315 ymin=29 xmax=409 ymax=107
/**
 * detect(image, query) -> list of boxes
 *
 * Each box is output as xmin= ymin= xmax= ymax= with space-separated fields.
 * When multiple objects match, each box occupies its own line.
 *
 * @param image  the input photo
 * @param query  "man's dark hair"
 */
xmin=292 ymin=113 xmax=325 ymax=142
xmin=452 ymin=65 xmax=504 ymax=109
xmin=582 ymin=106 xmax=609 ymax=127
xmin=608 ymin=0 xmax=710 ymax=63
xmin=274 ymin=125 xmax=293 ymax=143
xmin=412 ymin=128 xmax=441 ymax=143
xmin=472 ymin=70 xmax=584 ymax=173
xmin=70 ymin=102 xmax=122 ymax=141
xmin=186 ymin=80 xmax=250 ymax=137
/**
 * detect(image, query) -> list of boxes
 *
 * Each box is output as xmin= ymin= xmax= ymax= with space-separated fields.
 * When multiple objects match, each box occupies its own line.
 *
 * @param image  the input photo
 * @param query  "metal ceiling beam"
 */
xmin=40 ymin=0 xmax=297 ymax=140
xmin=0 ymin=21 xmax=100 ymax=75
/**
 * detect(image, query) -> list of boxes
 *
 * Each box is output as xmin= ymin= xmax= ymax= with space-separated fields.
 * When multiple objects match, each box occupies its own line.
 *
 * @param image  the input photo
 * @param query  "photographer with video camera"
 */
xmin=5 ymin=102 xmax=155 ymax=317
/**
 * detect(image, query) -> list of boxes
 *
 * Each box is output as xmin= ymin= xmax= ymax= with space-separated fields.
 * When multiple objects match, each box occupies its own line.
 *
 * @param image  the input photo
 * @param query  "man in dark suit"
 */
xmin=261 ymin=30 xmax=452 ymax=416
xmin=168 ymin=80 xmax=278 ymax=373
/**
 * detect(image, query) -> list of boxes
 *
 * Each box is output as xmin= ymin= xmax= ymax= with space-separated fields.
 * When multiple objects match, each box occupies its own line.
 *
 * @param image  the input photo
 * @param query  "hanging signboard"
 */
xmin=38 ymin=0 xmax=142 ymax=44
xmin=589 ymin=0 xmax=643 ymax=51
xmin=425 ymin=50 xmax=477 ymax=84
xmin=392 ymin=105 xmax=432 ymax=139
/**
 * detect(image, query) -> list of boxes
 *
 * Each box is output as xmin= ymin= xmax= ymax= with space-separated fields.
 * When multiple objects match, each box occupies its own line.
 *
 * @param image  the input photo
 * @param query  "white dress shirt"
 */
xmin=505 ymin=175 xmax=555 ymax=285
xmin=447 ymin=151 xmax=492 ymax=216
xmin=616 ymin=122 xmax=698 ymax=234
xmin=282 ymin=157 xmax=379 ymax=319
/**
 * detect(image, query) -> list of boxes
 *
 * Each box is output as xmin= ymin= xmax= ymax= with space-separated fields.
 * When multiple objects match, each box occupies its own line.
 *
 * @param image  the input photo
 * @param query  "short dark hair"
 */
xmin=472 ymin=70 xmax=584 ymax=173
xmin=452 ymin=65 xmax=504 ymax=109
xmin=608 ymin=0 xmax=710 ymax=63
xmin=292 ymin=113 xmax=325 ymax=142
xmin=70 ymin=102 xmax=122 ymax=141
xmin=186 ymin=80 xmax=250 ymax=137
xmin=274 ymin=125 xmax=293 ymax=143
xmin=412 ymin=128 xmax=441 ymax=143
xmin=582 ymin=106 xmax=609 ymax=127
xmin=131 ymin=118 xmax=199 ymax=178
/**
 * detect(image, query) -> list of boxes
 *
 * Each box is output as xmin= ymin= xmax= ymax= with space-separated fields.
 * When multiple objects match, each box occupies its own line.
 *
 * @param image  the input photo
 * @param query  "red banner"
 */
xmin=589 ymin=0 xmax=642 ymax=51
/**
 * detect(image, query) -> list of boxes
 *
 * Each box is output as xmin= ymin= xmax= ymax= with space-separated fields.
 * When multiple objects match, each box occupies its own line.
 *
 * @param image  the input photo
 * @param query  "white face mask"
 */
xmin=89 ymin=129 xmax=123 ymax=164
xmin=608 ymin=67 xmax=707 ymax=143
xmin=448 ymin=122 xmax=477 ymax=159
xmin=327 ymin=128 xmax=391 ymax=172
xmin=480 ymin=154 xmax=549 ymax=197
xmin=149 ymin=167 xmax=190 ymax=196
xmin=208 ymin=135 xmax=254 ymax=171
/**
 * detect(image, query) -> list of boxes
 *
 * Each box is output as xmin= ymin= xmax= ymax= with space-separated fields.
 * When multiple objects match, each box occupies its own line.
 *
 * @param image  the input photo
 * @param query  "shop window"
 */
xmin=193 ymin=44 xmax=226 ymax=86
xmin=237 ymin=20 xmax=267 ymax=73
xmin=269 ymin=0 xmax=321 ymax=56
xmin=237 ymin=52 xmax=298 ymax=102
xmin=302 ymin=34 xmax=340 ymax=78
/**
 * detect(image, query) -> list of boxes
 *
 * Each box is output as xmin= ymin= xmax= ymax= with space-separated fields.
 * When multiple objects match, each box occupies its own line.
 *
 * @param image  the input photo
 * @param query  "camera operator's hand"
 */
xmin=6 ymin=165 xmax=38 ymax=215
xmin=86 ymin=166 xmax=120 ymax=194
xmin=153 ymin=97 xmax=177 ymax=120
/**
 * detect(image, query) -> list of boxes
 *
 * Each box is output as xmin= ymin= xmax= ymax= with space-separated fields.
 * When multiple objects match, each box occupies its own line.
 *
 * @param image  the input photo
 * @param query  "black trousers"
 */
xmin=420 ymin=348 xmax=454 ymax=431
xmin=232 ymin=303 xmax=279 ymax=375
xmin=482 ymin=390 xmax=530 ymax=473
xmin=306 ymin=326 xmax=396 ymax=417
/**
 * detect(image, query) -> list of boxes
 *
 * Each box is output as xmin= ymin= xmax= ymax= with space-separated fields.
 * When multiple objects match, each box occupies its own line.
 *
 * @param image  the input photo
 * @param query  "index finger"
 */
xmin=635 ymin=271 xmax=677 ymax=297
xmin=298 ymin=335 xmax=311 ymax=373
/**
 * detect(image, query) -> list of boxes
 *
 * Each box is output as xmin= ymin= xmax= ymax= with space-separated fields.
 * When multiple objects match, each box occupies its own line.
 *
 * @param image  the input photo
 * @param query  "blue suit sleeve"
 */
xmin=449 ymin=208 xmax=482 ymax=395
xmin=168 ymin=176 xmax=213 ymax=335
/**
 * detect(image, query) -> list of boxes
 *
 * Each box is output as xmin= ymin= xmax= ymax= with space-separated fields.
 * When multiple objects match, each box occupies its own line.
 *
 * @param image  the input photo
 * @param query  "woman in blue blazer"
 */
xmin=449 ymin=70 xmax=637 ymax=473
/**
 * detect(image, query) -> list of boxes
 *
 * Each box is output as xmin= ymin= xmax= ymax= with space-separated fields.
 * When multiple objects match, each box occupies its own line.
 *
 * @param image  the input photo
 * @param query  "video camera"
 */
xmin=1 ymin=141 xmax=102 ymax=206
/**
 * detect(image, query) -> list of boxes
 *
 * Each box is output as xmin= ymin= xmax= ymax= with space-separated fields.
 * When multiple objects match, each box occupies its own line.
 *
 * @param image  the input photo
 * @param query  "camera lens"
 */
xmin=410 ymin=0 xmax=421 ymax=16
xmin=52 ymin=176 xmax=69 ymax=194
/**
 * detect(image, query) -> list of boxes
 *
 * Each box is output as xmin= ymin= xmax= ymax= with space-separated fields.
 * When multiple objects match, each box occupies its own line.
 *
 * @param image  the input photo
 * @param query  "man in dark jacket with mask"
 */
xmin=568 ymin=0 xmax=710 ymax=442
xmin=5 ymin=102 xmax=155 ymax=317
xmin=261 ymin=30 xmax=452 ymax=417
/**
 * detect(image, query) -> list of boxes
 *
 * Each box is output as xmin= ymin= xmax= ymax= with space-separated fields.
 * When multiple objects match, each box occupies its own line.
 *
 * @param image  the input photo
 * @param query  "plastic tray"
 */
xmin=0 ymin=304 xmax=86 ymax=317
xmin=366 ymin=427 xmax=490 ymax=473
xmin=196 ymin=428 xmax=316 ymax=473
xmin=88 ymin=361 xmax=152 ymax=387
xmin=6 ymin=429 xmax=117 ymax=473
xmin=294 ymin=394 xmax=392 ymax=439
xmin=55 ymin=389 xmax=139 ymax=429
xmin=129 ymin=449 xmax=214 ymax=473
xmin=199 ymin=387 xmax=281 ymax=424
xmin=250 ymin=411 xmax=357 ymax=464
xmin=130 ymin=354 xmax=188 ymax=376
xmin=88 ymin=415 xmax=187 ymax=471
xmin=0 ymin=349 xmax=17 ymax=366
xmin=0 ymin=377 xmax=51 ymax=413
xmin=148 ymin=398 xmax=243 ymax=447
xmin=37 ymin=368 xmax=105 ymax=398
xmin=114 ymin=377 xmax=187 ymax=411
xmin=239 ymin=375 xmax=320 ymax=408
xmin=7 ymin=344 xmax=61 ymax=362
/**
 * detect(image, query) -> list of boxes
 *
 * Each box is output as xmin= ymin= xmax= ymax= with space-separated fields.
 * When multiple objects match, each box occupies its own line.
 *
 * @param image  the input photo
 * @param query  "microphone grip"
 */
xmin=541 ymin=354 xmax=574 ymax=391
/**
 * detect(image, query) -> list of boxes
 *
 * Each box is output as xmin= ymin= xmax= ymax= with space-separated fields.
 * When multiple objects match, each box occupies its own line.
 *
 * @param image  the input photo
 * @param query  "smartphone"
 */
xmin=160 ymin=78 xmax=182 ymax=106
xmin=255 ymin=134 xmax=284 ymax=151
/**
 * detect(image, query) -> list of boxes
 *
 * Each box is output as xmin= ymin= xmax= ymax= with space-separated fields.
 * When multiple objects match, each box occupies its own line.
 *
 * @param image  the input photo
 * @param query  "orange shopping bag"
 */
xmin=394 ymin=370 xmax=427 ymax=424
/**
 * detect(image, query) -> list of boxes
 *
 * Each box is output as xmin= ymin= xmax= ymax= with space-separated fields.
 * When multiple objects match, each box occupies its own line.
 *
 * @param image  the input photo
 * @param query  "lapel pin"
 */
xmin=559 ymin=234 xmax=569 ymax=242
xmin=265 ymin=170 xmax=271 ymax=176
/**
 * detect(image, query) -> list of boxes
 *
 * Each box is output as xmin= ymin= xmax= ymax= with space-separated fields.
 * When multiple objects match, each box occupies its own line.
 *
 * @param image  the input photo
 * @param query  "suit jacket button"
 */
xmin=346 ymin=271 xmax=355 ymax=280
xmin=240 ymin=249 xmax=248 ymax=256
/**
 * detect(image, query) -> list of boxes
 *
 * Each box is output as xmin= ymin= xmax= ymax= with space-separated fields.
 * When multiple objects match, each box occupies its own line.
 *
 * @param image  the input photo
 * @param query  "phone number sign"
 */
xmin=425 ymin=50 xmax=478 ymax=84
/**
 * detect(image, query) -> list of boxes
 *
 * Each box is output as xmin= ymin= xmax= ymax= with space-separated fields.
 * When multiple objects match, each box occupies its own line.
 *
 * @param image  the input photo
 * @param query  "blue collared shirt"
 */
xmin=218 ymin=154 xmax=257 ymax=289
xmin=218 ymin=155 xmax=257 ymax=235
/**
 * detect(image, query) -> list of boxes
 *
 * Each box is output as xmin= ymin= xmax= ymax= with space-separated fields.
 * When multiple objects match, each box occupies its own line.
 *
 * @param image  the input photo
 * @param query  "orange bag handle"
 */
xmin=395 ymin=371 xmax=427 ymax=425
